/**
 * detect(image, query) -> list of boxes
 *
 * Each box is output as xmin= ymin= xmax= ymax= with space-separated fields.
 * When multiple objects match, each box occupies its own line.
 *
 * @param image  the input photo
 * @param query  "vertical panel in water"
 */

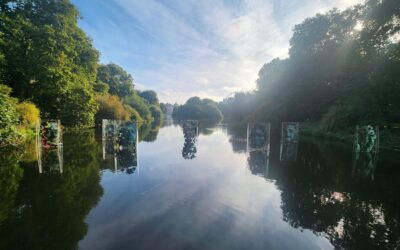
xmin=280 ymin=122 xmax=299 ymax=162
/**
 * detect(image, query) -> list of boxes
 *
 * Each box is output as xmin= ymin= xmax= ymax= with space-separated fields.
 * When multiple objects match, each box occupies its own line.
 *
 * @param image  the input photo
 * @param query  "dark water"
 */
xmin=0 ymin=122 xmax=399 ymax=250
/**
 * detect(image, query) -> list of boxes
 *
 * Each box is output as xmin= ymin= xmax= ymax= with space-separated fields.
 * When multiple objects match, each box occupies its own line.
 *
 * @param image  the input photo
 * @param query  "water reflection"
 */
xmin=181 ymin=120 xmax=198 ymax=159
xmin=101 ymin=119 xmax=138 ymax=174
xmin=246 ymin=123 xmax=271 ymax=179
xmin=0 ymin=147 xmax=24 ymax=225
xmin=0 ymin=122 xmax=399 ymax=250
xmin=0 ymin=130 xmax=103 ymax=250
xmin=352 ymin=125 xmax=380 ymax=181
xmin=226 ymin=122 xmax=400 ymax=250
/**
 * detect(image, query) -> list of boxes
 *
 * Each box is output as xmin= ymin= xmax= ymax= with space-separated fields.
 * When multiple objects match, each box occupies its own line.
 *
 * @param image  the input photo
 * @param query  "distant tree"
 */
xmin=96 ymin=64 xmax=134 ymax=98
xmin=123 ymin=93 xmax=153 ymax=121
xmin=150 ymin=105 xmax=163 ymax=125
xmin=138 ymin=90 xmax=159 ymax=105
xmin=173 ymin=97 xmax=223 ymax=121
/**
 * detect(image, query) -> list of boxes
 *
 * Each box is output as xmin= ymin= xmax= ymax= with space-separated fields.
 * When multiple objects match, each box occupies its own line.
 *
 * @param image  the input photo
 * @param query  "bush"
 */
xmin=124 ymin=105 xmax=143 ymax=123
xmin=123 ymin=93 xmax=153 ymax=121
xmin=0 ymin=85 xmax=20 ymax=145
xmin=95 ymin=95 xmax=131 ymax=124
xmin=16 ymin=102 xmax=40 ymax=128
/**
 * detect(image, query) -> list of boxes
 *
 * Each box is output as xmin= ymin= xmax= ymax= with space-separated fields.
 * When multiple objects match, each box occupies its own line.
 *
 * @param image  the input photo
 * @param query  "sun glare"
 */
xmin=354 ymin=21 xmax=364 ymax=31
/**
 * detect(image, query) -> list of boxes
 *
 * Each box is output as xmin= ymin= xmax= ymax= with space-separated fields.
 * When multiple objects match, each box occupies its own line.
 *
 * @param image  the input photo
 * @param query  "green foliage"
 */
xmin=96 ymin=64 xmax=134 ymax=98
xmin=124 ymin=105 xmax=143 ymax=123
xmin=93 ymin=81 xmax=110 ymax=94
xmin=138 ymin=90 xmax=159 ymax=105
xmin=15 ymin=101 xmax=40 ymax=128
xmin=0 ymin=84 xmax=20 ymax=145
xmin=95 ymin=95 xmax=131 ymax=124
xmin=0 ymin=0 xmax=99 ymax=127
xmin=173 ymin=97 xmax=223 ymax=121
xmin=222 ymin=0 xmax=400 ymax=129
xmin=160 ymin=103 xmax=174 ymax=115
xmin=150 ymin=105 xmax=163 ymax=125
xmin=123 ymin=93 xmax=153 ymax=122
xmin=95 ymin=63 xmax=162 ymax=124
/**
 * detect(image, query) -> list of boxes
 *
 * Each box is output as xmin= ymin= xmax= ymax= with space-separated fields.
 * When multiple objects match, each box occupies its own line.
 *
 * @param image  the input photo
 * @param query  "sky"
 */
xmin=71 ymin=0 xmax=362 ymax=104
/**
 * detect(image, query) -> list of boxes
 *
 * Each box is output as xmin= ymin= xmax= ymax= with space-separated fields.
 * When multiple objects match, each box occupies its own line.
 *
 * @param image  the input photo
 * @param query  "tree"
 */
xmin=221 ymin=0 xmax=400 ymax=128
xmin=123 ymin=93 xmax=153 ymax=122
xmin=96 ymin=64 xmax=134 ymax=98
xmin=0 ymin=84 xmax=19 ymax=145
xmin=0 ymin=0 xmax=100 ymax=127
xmin=138 ymin=90 xmax=159 ymax=105
xmin=173 ymin=97 xmax=223 ymax=121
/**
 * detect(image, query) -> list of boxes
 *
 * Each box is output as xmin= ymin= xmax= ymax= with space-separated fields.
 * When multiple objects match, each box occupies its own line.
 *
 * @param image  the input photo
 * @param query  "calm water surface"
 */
xmin=0 ymin=122 xmax=399 ymax=250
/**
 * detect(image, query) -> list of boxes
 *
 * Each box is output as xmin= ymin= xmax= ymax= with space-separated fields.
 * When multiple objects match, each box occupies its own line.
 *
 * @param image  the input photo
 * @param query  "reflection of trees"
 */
xmin=226 ymin=125 xmax=400 ymax=249
xmin=0 ymin=130 xmax=103 ymax=250
xmin=174 ymin=119 xmax=220 ymax=136
xmin=181 ymin=121 xmax=198 ymax=160
xmin=275 ymin=140 xmax=400 ymax=250
xmin=142 ymin=121 xmax=160 ymax=142
xmin=247 ymin=151 xmax=269 ymax=178
xmin=139 ymin=121 xmax=160 ymax=142
xmin=0 ymin=147 xmax=24 ymax=225
xmin=225 ymin=123 xmax=247 ymax=153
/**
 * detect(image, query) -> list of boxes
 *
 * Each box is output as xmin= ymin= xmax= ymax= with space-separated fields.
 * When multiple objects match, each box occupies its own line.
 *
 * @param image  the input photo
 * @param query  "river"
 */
xmin=0 ymin=121 xmax=399 ymax=250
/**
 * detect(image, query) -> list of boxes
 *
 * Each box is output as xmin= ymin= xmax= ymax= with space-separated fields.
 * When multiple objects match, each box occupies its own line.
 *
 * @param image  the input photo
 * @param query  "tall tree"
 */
xmin=96 ymin=64 xmax=134 ymax=98
xmin=0 ymin=0 xmax=99 ymax=127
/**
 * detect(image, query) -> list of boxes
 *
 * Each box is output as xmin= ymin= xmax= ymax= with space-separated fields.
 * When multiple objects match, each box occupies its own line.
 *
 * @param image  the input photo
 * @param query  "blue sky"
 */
xmin=72 ymin=0 xmax=361 ymax=103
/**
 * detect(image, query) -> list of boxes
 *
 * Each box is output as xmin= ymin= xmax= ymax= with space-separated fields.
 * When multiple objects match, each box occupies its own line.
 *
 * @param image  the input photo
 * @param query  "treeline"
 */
xmin=172 ymin=97 xmax=223 ymax=121
xmin=220 ymin=0 xmax=400 ymax=130
xmin=0 ymin=0 xmax=162 ymax=145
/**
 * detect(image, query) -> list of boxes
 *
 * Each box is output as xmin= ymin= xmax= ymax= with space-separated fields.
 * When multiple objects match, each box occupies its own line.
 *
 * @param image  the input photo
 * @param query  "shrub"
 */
xmin=95 ymin=95 xmax=131 ymax=124
xmin=123 ymin=93 xmax=153 ymax=121
xmin=124 ymin=105 xmax=143 ymax=123
xmin=0 ymin=85 xmax=20 ymax=145
xmin=16 ymin=102 xmax=40 ymax=128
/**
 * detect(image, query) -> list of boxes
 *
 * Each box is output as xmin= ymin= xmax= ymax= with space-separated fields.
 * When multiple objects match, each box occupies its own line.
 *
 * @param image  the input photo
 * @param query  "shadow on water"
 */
xmin=226 ymin=122 xmax=400 ymax=250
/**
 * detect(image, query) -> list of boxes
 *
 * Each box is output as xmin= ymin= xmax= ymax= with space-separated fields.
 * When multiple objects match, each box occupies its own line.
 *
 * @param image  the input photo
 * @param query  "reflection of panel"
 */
xmin=181 ymin=121 xmax=198 ymax=160
xmin=352 ymin=125 xmax=379 ymax=181
xmin=36 ymin=120 xmax=63 ymax=174
xmin=280 ymin=122 xmax=299 ymax=162
xmin=246 ymin=123 xmax=270 ymax=177
xmin=248 ymin=150 xmax=270 ymax=178
xmin=246 ymin=123 xmax=271 ymax=153
xmin=352 ymin=151 xmax=378 ymax=181
xmin=101 ymin=120 xmax=138 ymax=174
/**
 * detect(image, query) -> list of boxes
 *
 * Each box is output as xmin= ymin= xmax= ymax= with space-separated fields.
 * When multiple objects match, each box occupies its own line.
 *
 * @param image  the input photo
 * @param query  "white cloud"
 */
xmin=97 ymin=0 xmax=364 ymax=103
